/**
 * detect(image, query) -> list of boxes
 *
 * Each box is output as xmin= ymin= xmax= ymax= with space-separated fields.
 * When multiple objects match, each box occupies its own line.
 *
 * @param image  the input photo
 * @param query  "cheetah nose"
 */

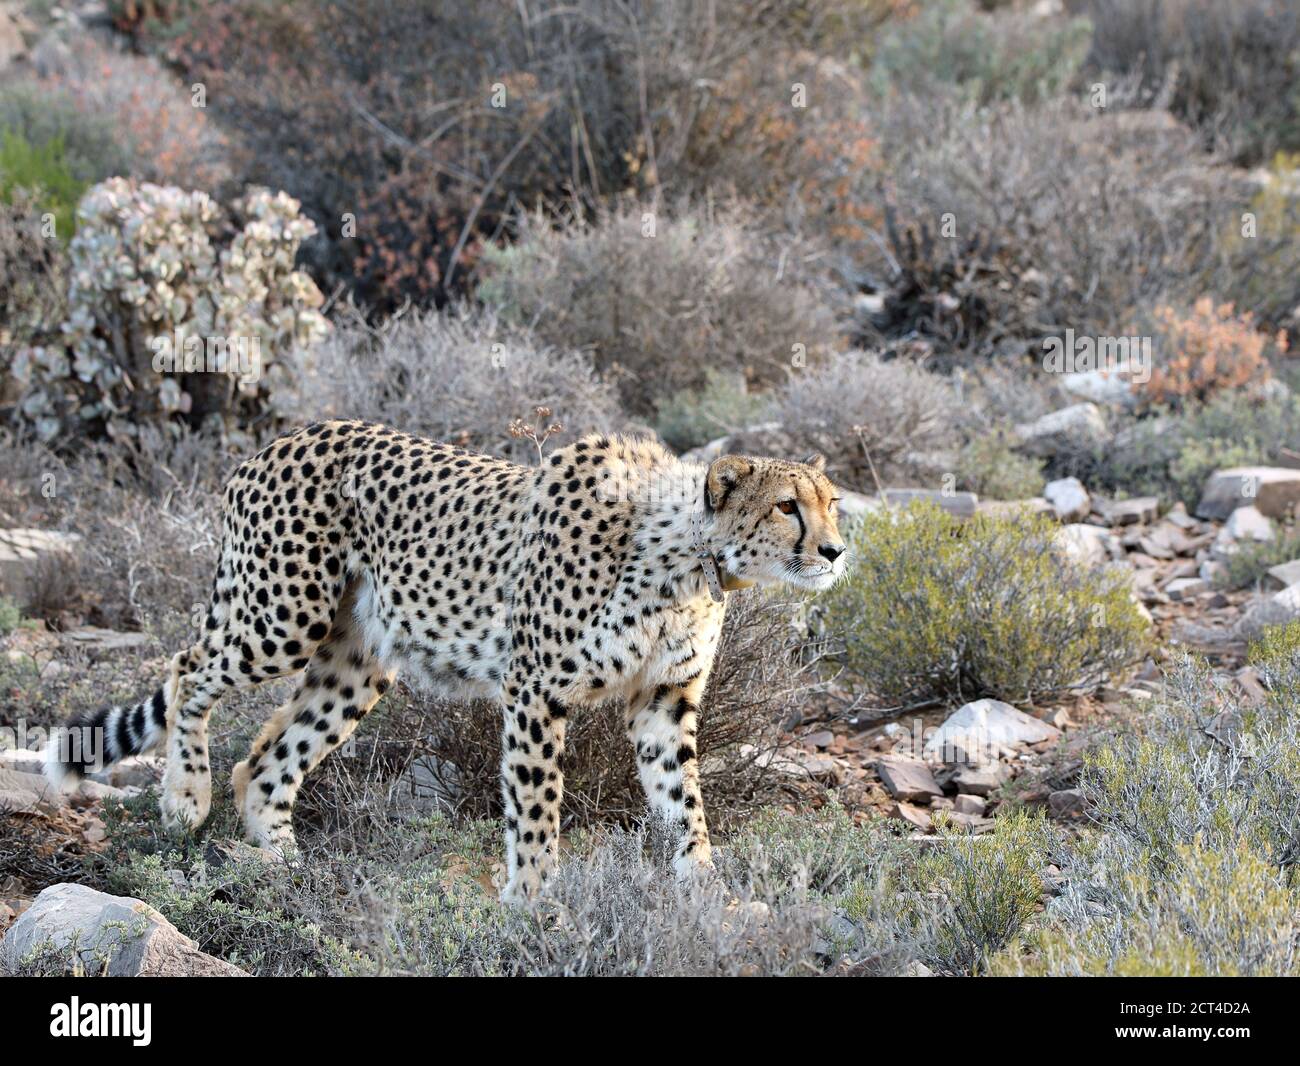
xmin=818 ymin=543 xmax=845 ymax=563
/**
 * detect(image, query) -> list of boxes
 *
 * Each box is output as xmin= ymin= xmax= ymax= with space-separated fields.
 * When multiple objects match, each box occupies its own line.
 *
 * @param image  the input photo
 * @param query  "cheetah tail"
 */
xmin=45 ymin=682 xmax=171 ymax=792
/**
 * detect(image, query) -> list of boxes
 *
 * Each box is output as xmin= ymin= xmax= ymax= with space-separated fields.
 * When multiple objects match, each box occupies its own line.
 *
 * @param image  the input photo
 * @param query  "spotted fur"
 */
xmin=48 ymin=420 xmax=846 ymax=902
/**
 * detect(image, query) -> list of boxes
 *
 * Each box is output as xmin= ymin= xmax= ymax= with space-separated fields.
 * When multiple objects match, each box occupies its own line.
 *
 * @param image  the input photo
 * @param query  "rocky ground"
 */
xmin=2 ymin=454 xmax=1299 ymax=970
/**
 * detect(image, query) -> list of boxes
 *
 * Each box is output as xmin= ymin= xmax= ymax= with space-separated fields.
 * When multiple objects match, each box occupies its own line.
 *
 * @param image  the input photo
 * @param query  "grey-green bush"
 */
xmin=287 ymin=306 xmax=624 ymax=466
xmin=824 ymin=502 xmax=1149 ymax=706
xmin=479 ymin=204 xmax=841 ymax=417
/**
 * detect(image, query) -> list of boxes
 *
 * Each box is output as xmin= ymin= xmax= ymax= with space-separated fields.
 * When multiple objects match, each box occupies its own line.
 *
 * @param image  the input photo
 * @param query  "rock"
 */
xmin=90 ymin=755 xmax=163 ymax=790
xmin=947 ymin=811 xmax=995 ymax=832
xmin=0 ymin=529 xmax=82 ymax=610
xmin=1234 ymin=666 xmax=1267 ymax=706
xmin=1221 ymin=505 xmax=1274 ymax=545
xmin=1166 ymin=577 xmax=1208 ymax=602
xmin=1163 ymin=502 xmax=1198 ymax=530
xmin=0 ymin=4 xmax=34 ymax=68
xmin=1199 ymin=558 xmax=1228 ymax=584
xmin=389 ymin=754 xmax=461 ymax=816
xmin=0 ymin=883 xmax=248 ymax=976
xmin=1266 ymin=559 xmax=1300 ymax=590
xmin=1043 ymin=477 xmax=1091 ymax=522
xmin=882 ymin=488 xmax=978 ymax=518
xmin=1056 ymin=524 xmax=1115 ymax=569
xmin=953 ymin=794 xmax=987 ymax=817
xmin=889 ymin=801 xmax=932 ymax=831
xmin=836 ymin=490 xmax=880 ymax=521
xmin=60 ymin=627 xmax=150 ymax=655
xmin=874 ymin=755 xmax=944 ymax=802
xmin=1048 ymin=789 xmax=1086 ymax=818
xmin=1235 ymin=585 xmax=1300 ymax=641
xmin=952 ymin=764 xmax=1009 ymax=797
xmin=855 ymin=293 xmax=887 ymax=316
xmin=977 ymin=497 xmax=1053 ymax=519
xmin=0 ymin=747 xmax=45 ymax=775
xmin=925 ymin=699 xmax=1060 ymax=766
xmin=903 ymin=959 xmax=934 ymax=977
xmin=1044 ymin=707 xmax=1073 ymax=730
xmin=1145 ymin=521 xmax=1203 ymax=556
xmin=1096 ymin=496 xmax=1160 ymax=526
xmin=1014 ymin=403 xmax=1108 ymax=457
xmin=803 ymin=729 xmax=835 ymax=750
xmin=0 ymin=767 xmax=61 ymax=814
xmin=1197 ymin=467 xmax=1300 ymax=521
xmin=1061 ymin=367 xmax=1136 ymax=408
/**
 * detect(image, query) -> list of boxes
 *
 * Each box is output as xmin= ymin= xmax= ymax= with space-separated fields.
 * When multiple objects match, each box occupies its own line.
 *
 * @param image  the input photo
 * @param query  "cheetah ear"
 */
xmin=803 ymin=452 xmax=826 ymax=472
xmin=705 ymin=455 xmax=753 ymax=510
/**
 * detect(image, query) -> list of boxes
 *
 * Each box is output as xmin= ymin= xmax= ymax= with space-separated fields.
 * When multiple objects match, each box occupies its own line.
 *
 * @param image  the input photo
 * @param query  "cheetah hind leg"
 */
xmin=232 ymin=601 xmax=393 ymax=856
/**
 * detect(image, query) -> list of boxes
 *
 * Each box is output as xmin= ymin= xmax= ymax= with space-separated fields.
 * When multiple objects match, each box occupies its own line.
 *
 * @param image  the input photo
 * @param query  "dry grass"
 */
xmin=403 ymin=589 xmax=834 ymax=830
xmin=285 ymin=305 xmax=624 ymax=465
xmin=479 ymin=202 xmax=842 ymax=417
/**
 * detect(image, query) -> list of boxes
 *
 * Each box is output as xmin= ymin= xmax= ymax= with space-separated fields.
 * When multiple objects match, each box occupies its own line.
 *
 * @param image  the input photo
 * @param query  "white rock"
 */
xmin=0 ymin=883 xmax=248 ymax=976
xmin=1166 ymin=577 xmax=1207 ymax=602
xmin=1235 ymin=585 xmax=1300 ymax=641
xmin=1043 ymin=477 xmax=1091 ymax=522
xmin=1014 ymin=403 xmax=1108 ymax=456
xmin=1222 ymin=505 xmax=1275 ymax=543
xmin=1265 ymin=559 xmax=1300 ymax=590
xmin=924 ymin=699 xmax=1060 ymax=765
xmin=1061 ymin=368 xmax=1136 ymax=408
xmin=882 ymin=488 xmax=978 ymax=518
xmin=0 ymin=529 xmax=82 ymax=609
xmin=837 ymin=490 xmax=881 ymax=521
xmin=1056 ymin=524 xmax=1115 ymax=569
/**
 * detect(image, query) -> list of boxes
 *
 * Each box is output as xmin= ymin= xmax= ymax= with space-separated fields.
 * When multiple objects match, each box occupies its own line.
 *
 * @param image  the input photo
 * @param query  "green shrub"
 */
xmin=0 ymin=130 xmax=87 ymax=242
xmin=871 ymin=0 xmax=1092 ymax=106
xmin=654 ymin=370 xmax=769 ymax=453
xmin=955 ymin=430 xmax=1045 ymax=500
xmin=1215 ymin=527 xmax=1300 ymax=591
xmin=0 ymin=596 xmax=24 ymax=635
xmin=824 ymin=502 xmax=1149 ymax=705
xmin=1082 ymin=389 xmax=1300 ymax=506
xmin=0 ymin=85 xmax=134 ymax=189
xmin=1250 ymin=619 xmax=1300 ymax=670
xmin=992 ymin=653 xmax=1300 ymax=976
xmin=918 ymin=810 xmax=1054 ymax=974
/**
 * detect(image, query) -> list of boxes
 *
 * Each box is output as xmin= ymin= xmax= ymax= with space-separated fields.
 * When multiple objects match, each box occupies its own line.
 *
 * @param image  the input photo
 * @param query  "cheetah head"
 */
xmin=703 ymin=452 xmax=848 ymax=593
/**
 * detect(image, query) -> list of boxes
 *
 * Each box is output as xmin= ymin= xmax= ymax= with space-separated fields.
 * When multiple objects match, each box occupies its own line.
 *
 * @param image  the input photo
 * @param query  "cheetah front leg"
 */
xmin=499 ymin=672 xmax=568 ymax=905
xmin=627 ymin=681 xmax=713 ymax=879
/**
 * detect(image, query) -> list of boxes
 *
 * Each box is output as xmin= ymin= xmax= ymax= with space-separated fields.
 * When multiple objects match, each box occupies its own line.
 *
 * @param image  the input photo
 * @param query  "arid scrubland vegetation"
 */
xmin=3 ymin=0 xmax=1300 ymax=977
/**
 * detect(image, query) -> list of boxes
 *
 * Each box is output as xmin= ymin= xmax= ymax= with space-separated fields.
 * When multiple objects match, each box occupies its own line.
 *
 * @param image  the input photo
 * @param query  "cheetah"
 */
xmin=47 ymin=420 xmax=847 ymax=902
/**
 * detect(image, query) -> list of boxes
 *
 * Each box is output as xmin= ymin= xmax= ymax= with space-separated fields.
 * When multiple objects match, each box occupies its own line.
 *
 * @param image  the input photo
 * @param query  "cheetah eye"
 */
xmin=776 ymin=500 xmax=798 ymax=515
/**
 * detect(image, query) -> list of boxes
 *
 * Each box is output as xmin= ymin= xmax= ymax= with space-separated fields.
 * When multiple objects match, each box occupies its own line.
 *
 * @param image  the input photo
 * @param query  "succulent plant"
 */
xmin=15 ymin=178 xmax=328 ymax=443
